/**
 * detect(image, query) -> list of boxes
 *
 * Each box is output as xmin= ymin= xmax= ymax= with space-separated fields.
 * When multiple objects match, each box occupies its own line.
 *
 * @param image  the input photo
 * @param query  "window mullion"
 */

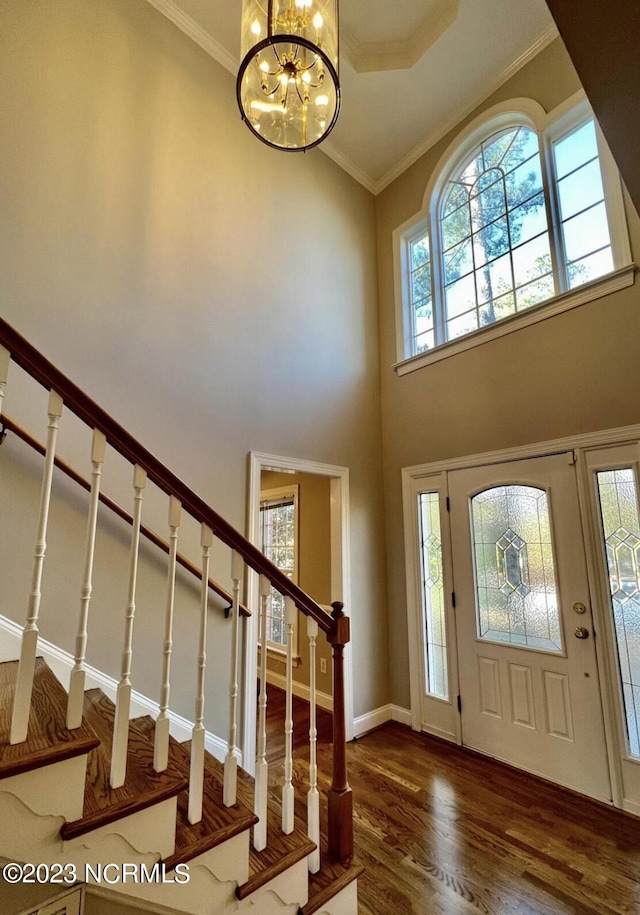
xmin=541 ymin=128 xmax=567 ymax=294
xmin=394 ymin=99 xmax=631 ymax=368
xmin=431 ymin=208 xmax=446 ymax=347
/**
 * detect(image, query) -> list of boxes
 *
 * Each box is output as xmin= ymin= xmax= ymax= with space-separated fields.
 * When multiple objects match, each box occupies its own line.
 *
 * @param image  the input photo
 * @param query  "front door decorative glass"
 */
xmin=596 ymin=468 xmax=640 ymax=758
xmin=471 ymin=485 xmax=563 ymax=652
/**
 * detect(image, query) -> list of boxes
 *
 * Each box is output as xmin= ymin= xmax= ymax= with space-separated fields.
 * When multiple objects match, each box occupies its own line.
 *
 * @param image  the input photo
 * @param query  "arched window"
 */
xmin=394 ymin=95 xmax=633 ymax=370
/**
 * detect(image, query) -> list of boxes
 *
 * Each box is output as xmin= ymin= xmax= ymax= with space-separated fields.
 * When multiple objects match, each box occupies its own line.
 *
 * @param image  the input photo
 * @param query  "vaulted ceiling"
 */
xmin=147 ymin=0 xmax=557 ymax=193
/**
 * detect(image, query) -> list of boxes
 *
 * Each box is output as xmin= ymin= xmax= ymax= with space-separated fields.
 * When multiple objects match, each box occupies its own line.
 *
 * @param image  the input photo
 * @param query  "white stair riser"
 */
xmin=99 ymin=831 xmax=253 ymax=915
xmin=0 ymin=791 xmax=177 ymax=867
xmin=238 ymin=855 xmax=310 ymax=911
xmin=64 ymin=798 xmax=178 ymax=861
xmin=0 ymin=754 xmax=87 ymax=820
xmin=311 ymin=879 xmax=359 ymax=915
xmin=185 ymin=831 xmax=250 ymax=886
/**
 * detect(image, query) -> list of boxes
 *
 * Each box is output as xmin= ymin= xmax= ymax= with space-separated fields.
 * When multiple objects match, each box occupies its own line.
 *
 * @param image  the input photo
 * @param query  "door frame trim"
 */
xmin=242 ymin=451 xmax=353 ymax=774
xmin=402 ymin=422 xmax=640 ymax=810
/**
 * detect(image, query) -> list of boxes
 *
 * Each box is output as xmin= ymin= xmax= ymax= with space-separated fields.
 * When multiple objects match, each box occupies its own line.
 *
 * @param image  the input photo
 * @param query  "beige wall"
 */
xmin=374 ymin=38 xmax=640 ymax=709
xmin=0 ymin=0 xmax=389 ymax=720
xmin=261 ymin=470 xmax=333 ymax=697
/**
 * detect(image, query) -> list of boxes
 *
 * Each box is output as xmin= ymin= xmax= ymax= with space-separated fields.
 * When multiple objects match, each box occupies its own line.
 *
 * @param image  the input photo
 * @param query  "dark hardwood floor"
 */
xmin=265 ymin=688 xmax=640 ymax=914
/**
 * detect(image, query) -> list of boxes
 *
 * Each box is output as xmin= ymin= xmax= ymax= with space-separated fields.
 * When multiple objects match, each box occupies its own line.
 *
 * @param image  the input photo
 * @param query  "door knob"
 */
xmin=574 ymin=626 xmax=589 ymax=640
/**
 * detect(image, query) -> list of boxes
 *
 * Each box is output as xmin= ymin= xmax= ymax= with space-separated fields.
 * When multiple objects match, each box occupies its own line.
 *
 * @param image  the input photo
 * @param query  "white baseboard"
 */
xmin=264 ymin=669 xmax=333 ymax=712
xmin=0 ymin=613 xmax=232 ymax=765
xmin=622 ymin=797 xmax=640 ymax=818
xmin=352 ymin=703 xmax=412 ymax=738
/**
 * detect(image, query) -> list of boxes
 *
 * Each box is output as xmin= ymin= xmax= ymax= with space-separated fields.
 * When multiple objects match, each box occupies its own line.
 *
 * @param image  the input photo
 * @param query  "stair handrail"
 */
xmin=0 ymin=413 xmax=250 ymax=618
xmin=0 ymin=318 xmax=333 ymax=633
xmin=0 ymin=315 xmax=354 ymax=865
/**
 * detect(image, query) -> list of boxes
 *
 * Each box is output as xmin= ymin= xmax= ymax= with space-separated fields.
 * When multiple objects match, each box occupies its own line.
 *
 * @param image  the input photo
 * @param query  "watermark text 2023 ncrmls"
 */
xmin=1 ymin=862 xmax=190 ymax=885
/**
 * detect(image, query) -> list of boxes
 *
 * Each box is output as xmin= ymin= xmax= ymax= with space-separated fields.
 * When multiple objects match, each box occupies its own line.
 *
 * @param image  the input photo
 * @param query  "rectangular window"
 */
xmin=410 ymin=232 xmax=433 ymax=354
xmin=551 ymin=118 xmax=614 ymax=289
xmin=394 ymin=96 xmax=633 ymax=374
xmin=596 ymin=468 xmax=640 ymax=758
xmin=418 ymin=491 xmax=448 ymax=698
xmin=259 ymin=486 xmax=299 ymax=652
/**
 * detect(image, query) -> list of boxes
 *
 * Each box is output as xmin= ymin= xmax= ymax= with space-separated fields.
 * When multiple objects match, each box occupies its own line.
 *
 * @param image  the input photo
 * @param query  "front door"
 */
xmin=449 ymin=453 xmax=611 ymax=802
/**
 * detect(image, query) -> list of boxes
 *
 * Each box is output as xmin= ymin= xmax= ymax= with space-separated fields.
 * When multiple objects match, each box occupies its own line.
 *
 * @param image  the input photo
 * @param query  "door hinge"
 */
xmin=457 ymin=695 xmax=462 ymax=713
xmin=446 ymin=496 xmax=450 ymax=511
xmin=451 ymin=591 xmax=456 ymax=608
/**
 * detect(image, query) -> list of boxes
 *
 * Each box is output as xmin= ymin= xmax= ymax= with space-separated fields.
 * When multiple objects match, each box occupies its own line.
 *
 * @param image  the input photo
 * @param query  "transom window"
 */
xmin=395 ymin=96 xmax=632 ymax=367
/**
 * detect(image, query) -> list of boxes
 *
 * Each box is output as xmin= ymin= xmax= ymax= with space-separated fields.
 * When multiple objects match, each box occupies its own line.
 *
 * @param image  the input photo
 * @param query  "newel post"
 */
xmin=327 ymin=601 xmax=353 ymax=864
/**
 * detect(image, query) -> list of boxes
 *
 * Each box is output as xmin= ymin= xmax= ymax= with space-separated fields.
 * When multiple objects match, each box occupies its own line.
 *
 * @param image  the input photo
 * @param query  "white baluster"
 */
xmin=282 ymin=596 xmax=296 ymax=835
xmin=67 ymin=429 xmax=107 ymax=729
xmin=188 ymin=523 xmax=212 ymax=824
xmin=154 ymin=496 xmax=182 ymax=772
xmin=307 ymin=617 xmax=320 ymax=874
xmin=10 ymin=390 xmax=63 ymax=745
xmin=254 ymin=574 xmax=271 ymax=851
xmin=110 ymin=464 xmax=147 ymax=788
xmin=223 ymin=549 xmax=244 ymax=807
xmin=0 ymin=346 xmax=10 ymax=419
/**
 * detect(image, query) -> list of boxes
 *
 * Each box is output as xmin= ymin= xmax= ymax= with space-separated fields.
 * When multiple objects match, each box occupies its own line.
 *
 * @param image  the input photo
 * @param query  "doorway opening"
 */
xmin=241 ymin=452 xmax=352 ymax=773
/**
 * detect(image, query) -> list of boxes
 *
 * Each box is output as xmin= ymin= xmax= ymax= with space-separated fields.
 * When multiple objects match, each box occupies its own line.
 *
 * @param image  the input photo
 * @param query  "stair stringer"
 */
xmin=0 ymin=784 xmax=309 ymax=915
xmin=0 ymin=789 xmax=165 ymax=870
xmin=0 ymin=782 xmax=178 ymax=864
xmin=92 ymin=837 xmax=249 ymax=915
xmin=237 ymin=855 xmax=310 ymax=913
xmin=307 ymin=880 xmax=359 ymax=915
xmin=0 ymin=790 xmax=66 ymax=863
xmin=0 ymin=753 xmax=87 ymax=820
xmin=63 ymin=797 xmax=179 ymax=860
xmin=80 ymin=832 xmax=306 ymax=915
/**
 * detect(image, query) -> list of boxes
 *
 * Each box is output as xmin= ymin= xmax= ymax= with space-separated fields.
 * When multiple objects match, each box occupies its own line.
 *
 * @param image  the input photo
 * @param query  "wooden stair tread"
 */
xmin=301 ymin=859 xmax=364 ymax=915
xmin=132 ymin=717 xmax=258 ymax=871
xmin=198 ymin=751 xmax=316 ymax=900
xmin=60 ymin=690 xmax=187 ymax=840
xmin=0 ymin=658 xmax=99 ymax=779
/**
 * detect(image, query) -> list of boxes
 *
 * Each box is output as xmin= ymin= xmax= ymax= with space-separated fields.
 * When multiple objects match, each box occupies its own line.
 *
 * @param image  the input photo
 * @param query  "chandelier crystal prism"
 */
xmin=237 ymin=0 xmax=341 ymax=152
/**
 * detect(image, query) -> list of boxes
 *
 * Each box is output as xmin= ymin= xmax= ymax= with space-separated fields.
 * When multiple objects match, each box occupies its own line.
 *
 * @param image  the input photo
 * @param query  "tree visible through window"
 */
xmin=259 ymin=486 xmax=298 ymax=650
xmin=398 ymin=98 xmax=630 ymax=360
xmin=441 ymin=125 xmax=554 ymax=341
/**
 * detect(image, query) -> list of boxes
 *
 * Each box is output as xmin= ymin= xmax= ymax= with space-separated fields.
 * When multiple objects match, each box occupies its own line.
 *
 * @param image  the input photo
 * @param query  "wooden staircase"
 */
xmin=0 ymin=656 xmax=361 ymax=914
xmin=0 ymin=317 xmax=360 ymax=914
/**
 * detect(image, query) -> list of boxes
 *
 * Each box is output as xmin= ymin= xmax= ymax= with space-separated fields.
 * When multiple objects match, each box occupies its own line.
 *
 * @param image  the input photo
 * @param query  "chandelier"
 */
xmin=237 ymin=0 xmax=341 ymax=152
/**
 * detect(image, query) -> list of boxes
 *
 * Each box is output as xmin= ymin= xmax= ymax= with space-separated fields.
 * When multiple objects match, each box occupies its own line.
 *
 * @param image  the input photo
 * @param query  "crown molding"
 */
xmin=145 ymin=0 xmax=237 ymax=76
xmin=341 ymin=0 xmax=460 ymax=74
xmin=373 ymin=23 xmax=560 ymax=194
xmin=145 ymin=0 xmax=376 ymax=193
xmin=319 ymin=140 xmax=378 ymax=194
xmin=144 ymin=2 xmax=558 ymax=198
